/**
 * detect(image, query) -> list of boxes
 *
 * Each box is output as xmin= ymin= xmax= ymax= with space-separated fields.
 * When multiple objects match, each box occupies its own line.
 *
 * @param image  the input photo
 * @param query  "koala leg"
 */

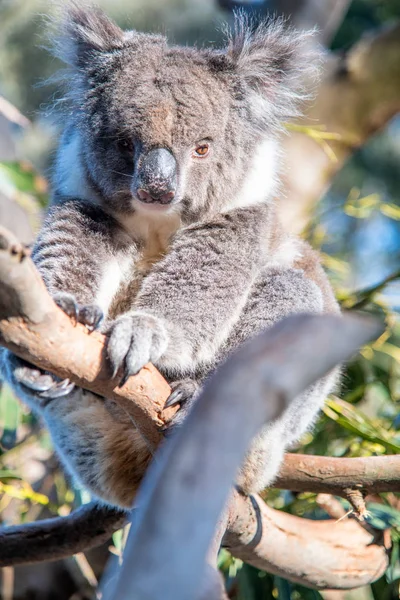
xmin=236 ymin=424 xmax=287 ymax=494
xmin=235 ymin=383 xmax=333 ymax=494
xmin=223 ymin=265 xmax=338 ymax=494
xmin=1 ymin=351 xmax=151 ymax=508
xmin=44 ymin=390 xmax=151 ymax=508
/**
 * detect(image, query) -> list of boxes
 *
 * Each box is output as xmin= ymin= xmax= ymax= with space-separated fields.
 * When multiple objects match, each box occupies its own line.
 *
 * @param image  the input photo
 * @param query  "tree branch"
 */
xmin=1 ymin=452 xmax=397 ymax=569
xmin=225 ymin=490 xmax=389 ymax=590
xmin=275 ymin=453 xmax=400 ymax=495
xmin=0 ymin=503 xmax=126 ymax=568
xmin=0 ymin=226 xmax=172 ymax=450
xmin=279 ymin=22 xmax=400 ymax=232
xmin=0 ymin=225 xmax=390 ymax=590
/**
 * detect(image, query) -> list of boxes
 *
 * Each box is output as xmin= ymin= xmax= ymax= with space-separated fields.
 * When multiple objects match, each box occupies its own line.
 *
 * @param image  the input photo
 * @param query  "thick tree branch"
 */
xmin=0 ymin=226 xmax=172 ymax=450
xmin=1 ymin=452 xmax=397 ymax=568
xmin=279 ymin=22 xmax=400 ymax=232
xmin=225 ymin=490 xmax=389 ymax=590
xmin=0 ymin=225 xmax=390 ymax=590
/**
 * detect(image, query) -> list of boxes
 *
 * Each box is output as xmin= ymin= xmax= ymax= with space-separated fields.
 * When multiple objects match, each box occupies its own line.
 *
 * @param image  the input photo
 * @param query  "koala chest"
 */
xmin=102 ymin=210 xmax=181 ymax=319
xmin=131 ymin=211 xmax=181 ymax=275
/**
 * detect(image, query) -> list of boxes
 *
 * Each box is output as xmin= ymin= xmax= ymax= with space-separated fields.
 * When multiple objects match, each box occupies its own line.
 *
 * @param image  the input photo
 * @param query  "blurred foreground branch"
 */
xmin=0 ymin=225 xmax=391 ymax=592
xmin=101 ymin=313 xmax=385 ymax=599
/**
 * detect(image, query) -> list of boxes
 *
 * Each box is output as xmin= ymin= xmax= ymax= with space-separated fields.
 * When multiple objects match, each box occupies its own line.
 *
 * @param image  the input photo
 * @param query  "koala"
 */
xmin=0 ymin=4 xmax=339 ymax=508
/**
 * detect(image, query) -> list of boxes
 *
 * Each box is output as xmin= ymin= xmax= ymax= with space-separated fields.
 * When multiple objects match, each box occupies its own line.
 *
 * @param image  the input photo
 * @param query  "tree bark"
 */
xmin=280 ymin=23 xmax=400 ymax=232
xmin=224 ymin=490 xmax=389 ymax=590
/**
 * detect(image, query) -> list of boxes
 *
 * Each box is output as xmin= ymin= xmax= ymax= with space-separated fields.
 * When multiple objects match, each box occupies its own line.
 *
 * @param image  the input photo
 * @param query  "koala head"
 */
xmin=54 ymin=3 xmax=317 ymax=222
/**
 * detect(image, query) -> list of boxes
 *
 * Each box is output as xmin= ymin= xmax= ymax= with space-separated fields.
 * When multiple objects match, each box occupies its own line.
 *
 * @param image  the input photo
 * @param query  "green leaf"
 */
xmin=237 ymin=566 xmax=274 ymax=600
xmin=380 ymin=203 xmax=400 ymax=221
xmin=0 ymin=469 xmax=22 ymax=481
xmin=366 ymin=503 xmax=400 ymax=530
xmin=387 ymin=538 xmax=400 ymax=583
xmin=0 ymin=161 xmax=48 ymax=206
xmin=274 ymin=576 xmax=292 ymax=599
xmin=371 ymin=576 xmax=393 ymax=600
xmin=324 ymin=398 xmax=400 ymax=453
xmin=0 ymin=386 xmax=20 ymax=450
xmin=112 ymin=528 xmax=123 ymax=553
xmin=293 ymin=584 xmax=324 ymax=599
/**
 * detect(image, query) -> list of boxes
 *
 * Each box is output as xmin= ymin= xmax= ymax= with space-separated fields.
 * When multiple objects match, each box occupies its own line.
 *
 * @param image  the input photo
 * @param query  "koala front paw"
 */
xmin=53 ymin=292 xmax=103 ymax=332
xmin=106 ymin=312 xmax=168 ymax=386
xmin=4 ymin=353 xmax=75 ymax=409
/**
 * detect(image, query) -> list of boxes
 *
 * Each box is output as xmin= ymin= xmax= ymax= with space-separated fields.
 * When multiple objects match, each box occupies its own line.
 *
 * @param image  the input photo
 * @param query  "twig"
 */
xmin=342 ymin=269 xmax=400 ymax=310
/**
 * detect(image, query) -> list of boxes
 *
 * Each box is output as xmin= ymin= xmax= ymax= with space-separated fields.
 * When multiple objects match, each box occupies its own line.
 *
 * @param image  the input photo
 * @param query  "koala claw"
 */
xmin=162 ymin=379 xmax=200 ymax=433
xmin=53 ymin=292 xmax=79 ymax=323
xmin=53 ymin=292 xmax=103 ymax=332
xmin=13 ymin=358 xmax=75 ymax=401
xmin=78 ymin=304 xmax=104 ymax=332
xmin=106 ymin=312 xmax=168 ymax=385
xmin=165 ymin=379 xmax=200 ymax=408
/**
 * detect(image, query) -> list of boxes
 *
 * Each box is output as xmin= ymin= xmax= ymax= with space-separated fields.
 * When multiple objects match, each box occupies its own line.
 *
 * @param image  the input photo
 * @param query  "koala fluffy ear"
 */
xmin=53 ymin=1 xmax=126 ymax=68
xmin=226 ymin=14 xmax=319 ymax=125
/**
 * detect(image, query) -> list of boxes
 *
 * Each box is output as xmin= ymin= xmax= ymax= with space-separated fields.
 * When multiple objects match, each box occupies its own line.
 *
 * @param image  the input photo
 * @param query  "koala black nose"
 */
xmin=136 ymin=148 xmax=177 ymax=205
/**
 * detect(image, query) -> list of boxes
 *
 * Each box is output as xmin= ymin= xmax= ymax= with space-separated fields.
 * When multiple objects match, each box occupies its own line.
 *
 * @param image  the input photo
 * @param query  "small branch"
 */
xmin=0 ymin=503 xmax=126 ymax=567
xmin=275 ymin=453 xmax=400 ymax=496
xmin=316 ymin=494 xmax=347 ymax=520
xmin=342 ymin=269 xmax=400 ymax=310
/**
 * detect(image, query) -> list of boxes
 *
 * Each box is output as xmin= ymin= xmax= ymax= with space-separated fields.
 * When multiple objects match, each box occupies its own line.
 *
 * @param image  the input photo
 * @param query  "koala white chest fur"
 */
xmin=0 ymin=3 xmax=339 ymax=508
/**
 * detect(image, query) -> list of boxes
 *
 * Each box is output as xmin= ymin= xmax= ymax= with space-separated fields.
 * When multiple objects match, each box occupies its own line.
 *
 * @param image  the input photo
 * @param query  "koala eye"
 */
xmin=192 ymin=143 xmax=210 ymax=158
xmin=118 ymin=139 xmax=134 ymax=153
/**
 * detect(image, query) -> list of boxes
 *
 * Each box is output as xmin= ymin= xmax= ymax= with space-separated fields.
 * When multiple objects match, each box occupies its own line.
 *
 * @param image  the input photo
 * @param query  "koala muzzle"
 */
xmin=135 ymin=148 xmax=177 ymax=205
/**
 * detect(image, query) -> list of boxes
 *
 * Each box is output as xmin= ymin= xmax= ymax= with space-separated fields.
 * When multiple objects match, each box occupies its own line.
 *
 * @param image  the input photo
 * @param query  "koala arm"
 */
xmin=130 ymin=206 xmax=270 ymax=375
xmin=1 ymin=198 xmax=135 ymax=411
xmin=32 ymin=199 xmax=126 ymax=314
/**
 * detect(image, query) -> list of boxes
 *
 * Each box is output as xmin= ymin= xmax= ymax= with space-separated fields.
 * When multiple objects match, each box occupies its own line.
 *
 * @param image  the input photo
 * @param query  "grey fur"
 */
xmin=0 ymin=4 xmax=337 ymax=508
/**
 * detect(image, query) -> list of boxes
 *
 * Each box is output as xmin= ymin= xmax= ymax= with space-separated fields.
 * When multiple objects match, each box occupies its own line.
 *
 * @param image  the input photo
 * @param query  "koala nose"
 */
xmin=136 ymin=148 xmax=177 ymax=204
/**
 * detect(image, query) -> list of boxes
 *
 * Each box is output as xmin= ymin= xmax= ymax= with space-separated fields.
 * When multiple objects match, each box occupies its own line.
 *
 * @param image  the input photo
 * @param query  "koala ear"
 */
xmin=226 ymin=14 xmax=319 ymax=124
xmin=53 ymin=1 xmax=126 ymax=68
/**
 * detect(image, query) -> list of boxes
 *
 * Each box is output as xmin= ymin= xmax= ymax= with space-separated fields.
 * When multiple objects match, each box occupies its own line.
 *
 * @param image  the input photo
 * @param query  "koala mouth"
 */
xmin=132 ymin=194 xmax=178 ymax=213
xmin=137 ymin=189 xmax=176 ymax=206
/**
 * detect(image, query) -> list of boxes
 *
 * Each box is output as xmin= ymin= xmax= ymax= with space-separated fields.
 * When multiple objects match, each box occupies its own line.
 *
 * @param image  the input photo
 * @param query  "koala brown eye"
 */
xmin=118 ymin=139 xmax=134 ymax=153
xmin=193 ymin=143 xmax=210 ymax=158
